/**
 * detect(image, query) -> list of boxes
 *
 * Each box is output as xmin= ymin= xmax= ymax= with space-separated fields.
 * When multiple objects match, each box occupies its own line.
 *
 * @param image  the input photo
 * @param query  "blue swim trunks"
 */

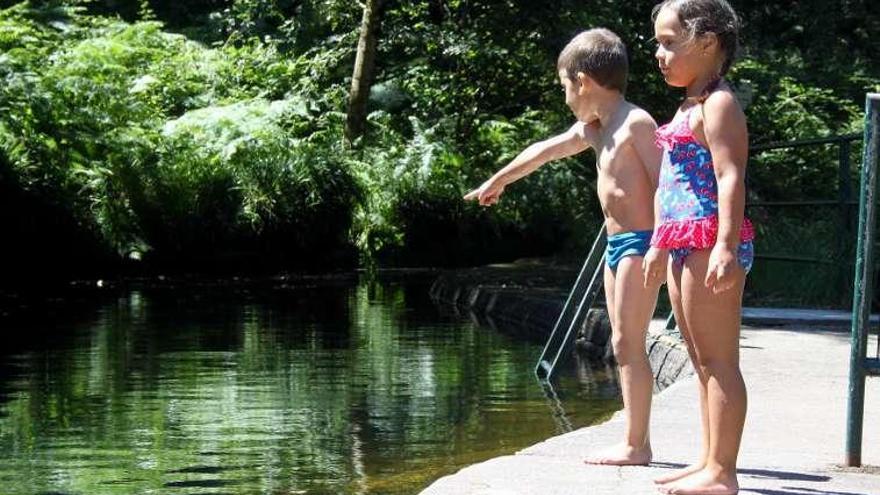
xmin=606 ymin=230 xmax=653 ymax=272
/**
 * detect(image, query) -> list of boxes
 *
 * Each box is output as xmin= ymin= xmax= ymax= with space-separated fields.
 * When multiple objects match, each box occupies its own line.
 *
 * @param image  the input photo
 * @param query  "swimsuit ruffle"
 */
xmin=654 ymin=128 xmax=695 ymax=151
xmin=651 ymin=215 xmax=754 ymax=249
xmin=655 ymin=112 xmax=696 ymax=150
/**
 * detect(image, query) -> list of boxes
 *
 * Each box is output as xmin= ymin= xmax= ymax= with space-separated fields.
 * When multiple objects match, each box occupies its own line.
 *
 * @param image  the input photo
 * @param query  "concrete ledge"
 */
xmin=741 ymin=307 xmax=880 ymax=327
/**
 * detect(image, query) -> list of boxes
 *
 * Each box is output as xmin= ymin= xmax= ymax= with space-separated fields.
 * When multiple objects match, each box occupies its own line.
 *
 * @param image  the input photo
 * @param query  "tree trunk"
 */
xmin=428 ymin=0 xmax=445 ymax=24
xmin=344 ymin=0 xmax=384 ymax=147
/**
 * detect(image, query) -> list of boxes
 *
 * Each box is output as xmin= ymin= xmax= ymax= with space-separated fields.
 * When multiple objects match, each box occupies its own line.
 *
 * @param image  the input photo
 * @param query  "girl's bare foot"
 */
xmin=654 ymin=463 xmax=705 ymax=485
xmin=583 ymin=442 xmax=652 ymax=466
xmin=656 ymin=467 xmax=738 ymax=495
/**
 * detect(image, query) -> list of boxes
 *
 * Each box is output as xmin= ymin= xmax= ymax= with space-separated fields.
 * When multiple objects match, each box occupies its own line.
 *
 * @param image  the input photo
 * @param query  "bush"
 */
xmin=96 ymin=98 xmax=362 ymax=270
xmin=349 ymin=110 xmax=603 ymax=267
xmin=0 ymin=6 xmax=362 ymax=273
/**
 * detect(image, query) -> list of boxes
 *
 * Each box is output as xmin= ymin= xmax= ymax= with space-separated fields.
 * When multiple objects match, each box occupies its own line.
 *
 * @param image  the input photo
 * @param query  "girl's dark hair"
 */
xmin=652 ymin=0 xmax=740 ymax=76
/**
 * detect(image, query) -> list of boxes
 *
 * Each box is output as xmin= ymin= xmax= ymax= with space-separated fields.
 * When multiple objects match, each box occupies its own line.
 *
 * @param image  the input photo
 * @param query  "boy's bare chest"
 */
xmin=595 ymin=137 xmax=637 ymax=175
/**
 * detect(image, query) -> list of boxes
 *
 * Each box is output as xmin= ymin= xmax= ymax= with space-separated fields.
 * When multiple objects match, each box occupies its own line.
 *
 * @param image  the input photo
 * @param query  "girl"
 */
xmin=641 ymin=1 xmax=754 ymax=494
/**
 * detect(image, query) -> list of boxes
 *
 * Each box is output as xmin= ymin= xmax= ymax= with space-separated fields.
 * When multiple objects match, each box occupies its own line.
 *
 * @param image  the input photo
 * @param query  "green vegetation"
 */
xmin=0 ymin=1 xmax=878 ymax=298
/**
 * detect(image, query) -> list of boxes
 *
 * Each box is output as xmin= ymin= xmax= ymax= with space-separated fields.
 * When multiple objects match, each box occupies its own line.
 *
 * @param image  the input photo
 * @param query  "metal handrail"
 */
xmin=746 ymin=131 xmax=861 ymax=268
xmin=535 ymin=223 xmax=606 ymax=381
xmin=750 ymin=133 xmax=861 ymax=152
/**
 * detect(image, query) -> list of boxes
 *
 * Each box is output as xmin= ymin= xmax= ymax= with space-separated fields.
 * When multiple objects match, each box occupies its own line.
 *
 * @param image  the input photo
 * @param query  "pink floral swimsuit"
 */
xmin=650 ymin=105 xmax=755 ymax=272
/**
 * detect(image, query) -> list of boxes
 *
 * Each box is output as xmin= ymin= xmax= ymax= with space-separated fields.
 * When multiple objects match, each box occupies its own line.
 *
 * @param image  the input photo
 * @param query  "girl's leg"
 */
xmin=585 ymin=258 xmax=656 ymax=465
xmin=660 ymin=249 xmax=746 ymax=495
xmin=654 ymin=259 xmax=710 ymax=484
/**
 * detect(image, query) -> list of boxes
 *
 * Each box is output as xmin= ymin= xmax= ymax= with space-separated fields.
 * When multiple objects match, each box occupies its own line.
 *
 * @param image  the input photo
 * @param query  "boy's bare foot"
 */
xmin=654 ymin=463 xmax=705 ymax=484
xmin=583 ymin=442 xmax=652 ymax=466
xmin=656 ymin=467 xmax=738 ymax=495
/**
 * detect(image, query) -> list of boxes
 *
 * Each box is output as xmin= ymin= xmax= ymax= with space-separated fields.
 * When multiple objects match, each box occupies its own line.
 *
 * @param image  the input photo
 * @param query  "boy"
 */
xmin=464 ymin=28 xmax=664 ymax=465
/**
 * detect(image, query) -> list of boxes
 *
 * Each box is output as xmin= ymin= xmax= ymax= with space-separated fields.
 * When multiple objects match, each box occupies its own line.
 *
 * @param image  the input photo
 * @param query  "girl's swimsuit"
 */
xmin=651 ymin=104 xmax=755 ymax=272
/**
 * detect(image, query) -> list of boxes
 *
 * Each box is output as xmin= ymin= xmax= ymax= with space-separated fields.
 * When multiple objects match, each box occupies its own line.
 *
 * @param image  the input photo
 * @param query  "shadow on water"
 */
xmin=0 ymin=274 xmax=622 ymax=495
xmin=166 ymin=465 xmax=245 ymax=474
xmin=164 ymin=479 xmax=243 ymax=487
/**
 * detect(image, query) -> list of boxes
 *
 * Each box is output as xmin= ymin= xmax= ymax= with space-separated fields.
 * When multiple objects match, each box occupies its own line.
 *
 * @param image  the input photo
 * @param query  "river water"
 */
xmin=0 ymin=276 xmax=621 ymax=494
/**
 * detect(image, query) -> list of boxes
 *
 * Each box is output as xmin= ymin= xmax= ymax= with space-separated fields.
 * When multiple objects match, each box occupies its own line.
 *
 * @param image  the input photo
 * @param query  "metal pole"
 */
xmin=846 ymin=93 xmax=880 ymax=467
xmin=665 ymin=311 xmax=676 ymax=330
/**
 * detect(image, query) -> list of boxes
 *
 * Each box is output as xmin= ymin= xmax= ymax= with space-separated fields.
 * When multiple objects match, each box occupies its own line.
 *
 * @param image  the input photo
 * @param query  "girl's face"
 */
xmin=653 ymin=7 xmax=710 ymax=88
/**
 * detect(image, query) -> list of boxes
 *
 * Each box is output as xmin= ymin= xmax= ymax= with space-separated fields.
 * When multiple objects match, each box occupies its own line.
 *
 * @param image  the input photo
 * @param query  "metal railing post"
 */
xmin=846 ymin=93 xmax=880 ymax=467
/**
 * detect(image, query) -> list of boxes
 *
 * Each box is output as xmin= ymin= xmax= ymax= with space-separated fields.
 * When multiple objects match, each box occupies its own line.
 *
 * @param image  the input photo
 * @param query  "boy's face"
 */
xmin=558 ymin=69 xmax=588 ymax=117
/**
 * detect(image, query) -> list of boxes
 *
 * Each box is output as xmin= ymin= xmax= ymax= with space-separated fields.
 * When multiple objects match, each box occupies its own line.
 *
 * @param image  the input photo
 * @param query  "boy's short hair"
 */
xmin=557 ymin=28 xmax=628 ymax=94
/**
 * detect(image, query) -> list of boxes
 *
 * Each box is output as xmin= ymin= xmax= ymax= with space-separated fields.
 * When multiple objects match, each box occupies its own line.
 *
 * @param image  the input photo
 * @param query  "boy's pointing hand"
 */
xmin=463 ymin=180 xmax=504 ymax=206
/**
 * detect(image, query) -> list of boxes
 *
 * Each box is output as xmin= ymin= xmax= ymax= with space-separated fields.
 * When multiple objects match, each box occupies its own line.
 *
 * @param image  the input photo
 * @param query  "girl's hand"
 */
xmin=642 ymin=247 xmax=668 ymax=288
xmin=463 ymin=179 xmax=505 ymax=206
xmin=704 ymin=243 xmax=738 ymax=294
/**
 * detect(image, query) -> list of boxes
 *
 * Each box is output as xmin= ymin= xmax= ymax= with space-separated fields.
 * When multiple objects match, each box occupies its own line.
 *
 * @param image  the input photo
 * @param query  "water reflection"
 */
xmin=0 ymin=277 xmax=621 ymax=494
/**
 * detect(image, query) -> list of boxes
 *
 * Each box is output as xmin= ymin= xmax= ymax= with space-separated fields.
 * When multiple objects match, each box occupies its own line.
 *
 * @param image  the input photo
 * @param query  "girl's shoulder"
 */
xmin=701 ymin=82 xmax=743 ymax=116
xmin=700 ymin=84 xmax=746 ymax=131
xmin=691 ymin=82 xmax=748 ymax=151
xmin=703 ymin=85 xmax=741 ymax=108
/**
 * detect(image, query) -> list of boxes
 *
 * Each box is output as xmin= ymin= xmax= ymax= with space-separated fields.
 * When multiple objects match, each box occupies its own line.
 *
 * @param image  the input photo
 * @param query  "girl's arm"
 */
xmin=642 ymin=189 xmax=669 ymax=288
xmin=464 ymin=122 xmax=594 ymax=205
xmin=702 ymin=90 xmax=748 ymax=291
xmin=704 ymin=90 xmax=748 ymax=247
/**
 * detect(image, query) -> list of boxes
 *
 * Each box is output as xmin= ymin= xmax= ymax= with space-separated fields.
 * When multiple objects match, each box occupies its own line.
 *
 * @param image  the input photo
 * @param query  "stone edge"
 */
xmin=429 ymin=273 xmax=694 ymax=390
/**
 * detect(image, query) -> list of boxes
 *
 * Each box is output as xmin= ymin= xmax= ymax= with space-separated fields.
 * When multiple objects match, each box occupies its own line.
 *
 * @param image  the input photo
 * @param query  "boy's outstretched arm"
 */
xmin=463 ymin=122 xmax=594 ymax=206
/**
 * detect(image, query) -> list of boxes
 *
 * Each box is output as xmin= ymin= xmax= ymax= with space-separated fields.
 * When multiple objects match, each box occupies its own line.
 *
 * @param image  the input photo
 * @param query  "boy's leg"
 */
xmin=659 ymin=249 xmax=745 ymax=495
xmin=584 ymin=264 xmax=622 ymax=464
xmin=585 ymin=256 xmax=657 ymax=465
xmin=655 ymin=260 xmax=711 ymax=485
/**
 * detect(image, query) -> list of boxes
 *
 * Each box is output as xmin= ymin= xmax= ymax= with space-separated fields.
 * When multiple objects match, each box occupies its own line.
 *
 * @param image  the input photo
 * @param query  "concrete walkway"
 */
xmin=421 ymin=323 xmax=880 ymax=495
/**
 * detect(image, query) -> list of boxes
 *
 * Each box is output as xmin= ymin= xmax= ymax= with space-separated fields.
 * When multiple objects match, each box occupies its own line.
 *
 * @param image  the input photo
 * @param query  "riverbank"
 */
xmin=422 ymin=262 xmax=880 ymax=494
